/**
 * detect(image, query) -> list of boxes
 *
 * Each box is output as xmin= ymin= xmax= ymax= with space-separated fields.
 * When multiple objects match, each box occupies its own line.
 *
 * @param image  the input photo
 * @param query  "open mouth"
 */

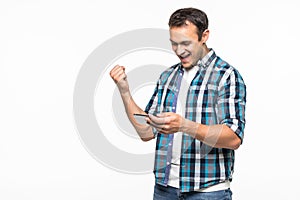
xmin=179 ymin=53 xmax=191 ymax=63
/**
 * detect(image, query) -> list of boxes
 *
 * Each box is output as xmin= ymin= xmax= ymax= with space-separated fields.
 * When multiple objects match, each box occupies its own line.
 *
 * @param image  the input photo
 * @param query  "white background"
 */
xmin=1 ymin=0 xmax=300 ymax=199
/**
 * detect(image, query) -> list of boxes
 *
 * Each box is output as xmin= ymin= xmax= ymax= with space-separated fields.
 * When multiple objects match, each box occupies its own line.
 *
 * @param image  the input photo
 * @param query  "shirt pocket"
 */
xmin=188 ymin=84 xmax=209 ymax=100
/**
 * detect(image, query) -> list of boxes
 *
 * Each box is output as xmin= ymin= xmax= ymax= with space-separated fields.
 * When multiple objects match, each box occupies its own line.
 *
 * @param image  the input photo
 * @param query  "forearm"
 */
xmin=181 ymin=119 xmax=241 ymax=150
xmin=120 ymin=92 xmax=155 ymax=141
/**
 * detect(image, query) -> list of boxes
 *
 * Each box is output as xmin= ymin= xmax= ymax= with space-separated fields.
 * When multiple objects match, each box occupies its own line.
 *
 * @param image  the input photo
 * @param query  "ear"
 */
xmin=201 ymin=29 xmax=210 ymax=43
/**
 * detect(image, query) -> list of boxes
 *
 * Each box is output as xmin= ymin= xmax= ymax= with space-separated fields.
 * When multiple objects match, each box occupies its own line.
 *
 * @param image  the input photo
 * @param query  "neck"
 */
xmin=200 ymin=44 xmax=210 ymax=59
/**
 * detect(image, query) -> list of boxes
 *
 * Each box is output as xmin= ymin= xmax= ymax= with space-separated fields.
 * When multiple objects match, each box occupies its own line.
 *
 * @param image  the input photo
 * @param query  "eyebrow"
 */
xmin=169 ymin=39 xmax=191 ymax=45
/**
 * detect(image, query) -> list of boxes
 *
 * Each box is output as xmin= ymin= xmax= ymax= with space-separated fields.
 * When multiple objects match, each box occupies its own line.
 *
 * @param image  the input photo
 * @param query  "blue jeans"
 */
xmin=153 ymin=184 xmax=232 ymax=200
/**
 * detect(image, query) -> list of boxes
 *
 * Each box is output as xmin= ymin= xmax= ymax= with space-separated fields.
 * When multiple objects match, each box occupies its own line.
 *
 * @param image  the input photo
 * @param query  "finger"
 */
xmin=111 ymin=68 xmax=126 ymax=83
xmin=147 ymin=119 xmax=165 ymax=129
xmin=148 ymin=114 xmax=170 ymax=125
xmin=145 ymin=116 xmax=164 ymax=128
xmin=158 ymin=129 xmax=168 ymax=134
xmin=145 ymin=117 xmax=172 ymax=134
xmin=114 ymin=69 xmax=126 ymax=80
xmin=110 ymin=65 xmax=124 ymax=78
xmin=109 ymin=65 xmax=120 ymax=76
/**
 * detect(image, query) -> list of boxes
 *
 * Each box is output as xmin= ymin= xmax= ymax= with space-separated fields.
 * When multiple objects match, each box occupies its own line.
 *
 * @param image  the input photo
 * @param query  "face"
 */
xmin=169 ymin=21 xmax=209 ymax=69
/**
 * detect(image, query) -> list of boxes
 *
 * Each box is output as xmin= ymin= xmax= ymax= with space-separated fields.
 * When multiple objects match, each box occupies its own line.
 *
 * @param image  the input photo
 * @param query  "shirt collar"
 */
xmin=196 ymin=48 xmax=216 ymax=68
xmin=178 ymin=49 xmax=216 ymax=72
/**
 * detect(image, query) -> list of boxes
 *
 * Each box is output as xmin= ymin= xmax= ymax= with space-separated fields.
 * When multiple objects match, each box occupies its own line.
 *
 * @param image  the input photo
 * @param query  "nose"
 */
xmin=175 ymin=45 xmax=185 ymax=56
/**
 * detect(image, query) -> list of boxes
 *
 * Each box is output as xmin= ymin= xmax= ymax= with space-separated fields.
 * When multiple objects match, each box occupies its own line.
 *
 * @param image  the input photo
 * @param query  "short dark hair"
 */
xmin=168 ymin=8 xmax=209 ymax=41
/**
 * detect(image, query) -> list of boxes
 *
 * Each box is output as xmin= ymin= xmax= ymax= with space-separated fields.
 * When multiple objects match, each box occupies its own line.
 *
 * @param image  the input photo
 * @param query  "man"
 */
xmin=110 ymin=7 xmax=246 ymax=200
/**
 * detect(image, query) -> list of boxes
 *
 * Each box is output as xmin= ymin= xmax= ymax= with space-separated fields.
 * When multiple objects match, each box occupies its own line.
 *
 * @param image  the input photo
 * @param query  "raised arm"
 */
xmin=109 ymin=65 xmax=155 ymax=141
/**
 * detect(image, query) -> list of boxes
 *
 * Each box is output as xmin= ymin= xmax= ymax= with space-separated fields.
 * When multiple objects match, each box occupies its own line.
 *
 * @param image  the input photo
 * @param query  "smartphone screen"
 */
xmin=133 ymin=113 xmax=148 ymax=124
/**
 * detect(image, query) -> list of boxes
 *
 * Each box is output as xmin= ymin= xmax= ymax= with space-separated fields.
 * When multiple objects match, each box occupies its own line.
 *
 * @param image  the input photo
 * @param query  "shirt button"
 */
xmin=167 ymin=162 xmax=170 ymax=165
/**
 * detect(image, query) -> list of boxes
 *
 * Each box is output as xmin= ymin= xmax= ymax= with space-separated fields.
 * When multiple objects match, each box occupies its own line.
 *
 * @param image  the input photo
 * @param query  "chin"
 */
xmin=181 ymin=63 xmax=193 ymax=69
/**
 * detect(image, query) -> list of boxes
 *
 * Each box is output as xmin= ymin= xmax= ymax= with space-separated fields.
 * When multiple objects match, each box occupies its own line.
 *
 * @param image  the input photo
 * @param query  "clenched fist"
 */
xmin=110 ymin=65 xmax=129 ymax=94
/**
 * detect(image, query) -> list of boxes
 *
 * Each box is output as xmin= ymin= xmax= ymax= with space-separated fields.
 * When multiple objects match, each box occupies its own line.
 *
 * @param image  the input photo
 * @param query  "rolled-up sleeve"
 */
xmin=217 ymin=69 xmax=246 ymax=143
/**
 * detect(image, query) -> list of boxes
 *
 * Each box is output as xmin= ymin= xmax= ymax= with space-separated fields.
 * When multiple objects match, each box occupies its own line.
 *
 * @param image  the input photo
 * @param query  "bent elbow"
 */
xmin=141 ymin=135 xmax=155 ymax=142
xmin=231 ymin=138 xmax=241 ymax=150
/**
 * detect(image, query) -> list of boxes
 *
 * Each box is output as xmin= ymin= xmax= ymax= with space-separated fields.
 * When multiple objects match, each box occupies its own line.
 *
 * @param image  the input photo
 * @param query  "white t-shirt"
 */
xmin=168 ymin=65 xmax=198 ymax=188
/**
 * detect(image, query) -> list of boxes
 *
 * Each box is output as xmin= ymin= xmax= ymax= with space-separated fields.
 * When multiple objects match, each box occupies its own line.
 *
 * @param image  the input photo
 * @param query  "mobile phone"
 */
xmin=133 ymin=113 xmax=148 ymax=124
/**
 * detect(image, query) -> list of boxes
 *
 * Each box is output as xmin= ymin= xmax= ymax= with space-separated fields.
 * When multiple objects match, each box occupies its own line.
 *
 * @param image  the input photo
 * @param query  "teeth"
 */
xmin=181 ymin=54 xmax=190 ymax=59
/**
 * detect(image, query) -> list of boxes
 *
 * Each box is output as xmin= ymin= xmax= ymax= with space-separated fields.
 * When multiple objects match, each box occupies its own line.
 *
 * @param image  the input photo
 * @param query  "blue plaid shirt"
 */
xmin=145 ymin=49 xmax=246 ymax=192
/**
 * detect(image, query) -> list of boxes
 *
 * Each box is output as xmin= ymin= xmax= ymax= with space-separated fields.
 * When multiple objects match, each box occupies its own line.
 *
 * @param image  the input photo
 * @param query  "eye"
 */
xmin=171 ymin=42 xmax=178 ymax=46
xmin=181 ymin=41 xmax=191 ymax=46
